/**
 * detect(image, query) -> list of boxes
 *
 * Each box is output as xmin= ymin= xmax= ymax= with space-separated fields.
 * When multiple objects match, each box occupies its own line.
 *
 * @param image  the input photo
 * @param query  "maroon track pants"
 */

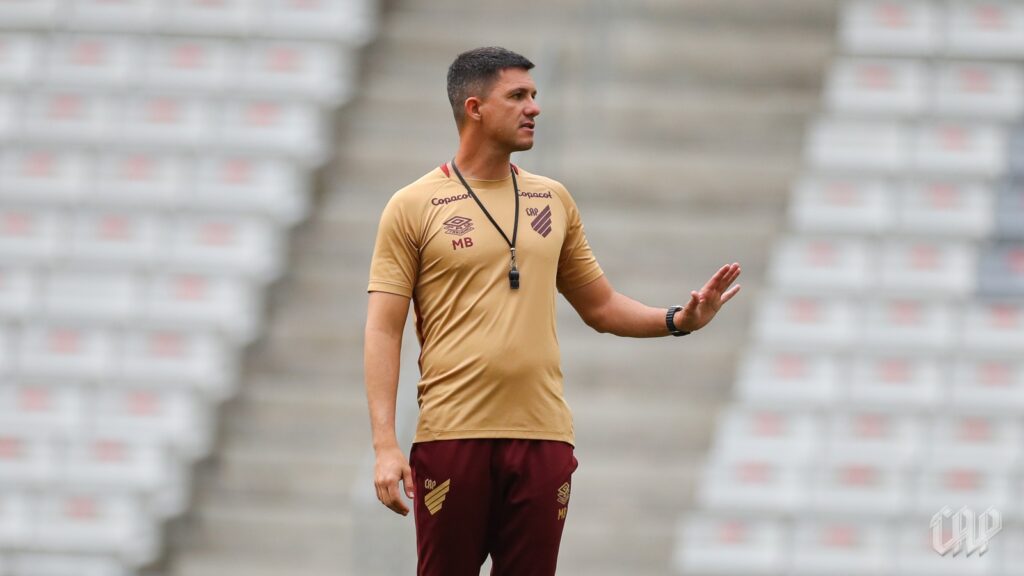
xmin=409 ymin=439 xmax=578 ymax=576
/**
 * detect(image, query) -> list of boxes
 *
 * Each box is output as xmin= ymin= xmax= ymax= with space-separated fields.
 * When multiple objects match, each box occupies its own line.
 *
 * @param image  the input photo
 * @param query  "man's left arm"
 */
xmin=562 ymin=263 xmax=742 ymax=337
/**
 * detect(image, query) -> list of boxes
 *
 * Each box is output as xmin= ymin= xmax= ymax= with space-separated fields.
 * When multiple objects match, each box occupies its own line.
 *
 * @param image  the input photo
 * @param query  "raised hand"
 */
xmin=676 ymin=263 xmax=741 ymax=333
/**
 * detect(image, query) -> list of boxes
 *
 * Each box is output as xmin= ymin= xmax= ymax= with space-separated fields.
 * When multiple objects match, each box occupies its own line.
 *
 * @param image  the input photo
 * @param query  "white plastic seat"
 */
xmin=673 ymin=515 xmax=788 ymax=576
xmin=9 ymin=553 xmax=129 ymax=576
xmin=0 ymin=0 xmax=62 ymax=29
xmin=915 ymin=465 xmax=1012 ymax=522
xmin=142 ymin=37 xmax=236 ymax=91
xmin=810 ymin=460 xmax=910 ymax=516
xmin=788 ymin=176 xmax=894 ymax=234
xmin=119 ymin=94 xmax=213 ymax=146
xmin=69 ymin=210 xmax=164 ymax=266
xmin=896 ymin=179 xmax=994 ymax=238
xmin=736 ymin=349 xmax=842 ymax=406
xmin=260 ymin=0 xmax=376 ymax=43
xmin=0 ymin=33 xmax=40 ymax=84
xmin=0 ymin=267 xmax=38 ymax=319
xmin=0 ymin=148 xmax=90 ymax=204
xmin=43 ymin=35 xmax=137 ymax=87
xmin=0 ymin=207 xmax=63 ymax=264
xmin=17 ymin=323 xmax=115 ymax=378
xmin=896 ymin=519 xmax=998 ymax=575
xmin=193 ymin=155 xmax=307 ymax=224
xmin=118 ymin=328 xmax=234 ymax=395
xmin=861 ymin=298 xmax=956 ymax=351
xmin=239 ymin=40 xmax=351 ymax=104
xmin=92 ymin=151 xmax=185 ymax=208
xmin=90 ymin=387 xmax=211 ymax=459
xmin=946 ymin=1 xmax=1024 ymax=58
xmin=165 ymin=0 xmax=256 ymax=34
xmin=42 ymin=269 xmax=140 ymax=322
xmin=912 ymin=122 xmax=1006 ymax=176
xmin=934 ymin=62 xmax=1024 ymax=120
xmin=167 ymin=214 xmax=282 ymax=280
xmin=754 ymin=294 xmax=859 ymax=349
xmin=791 ymin=519 xmax=893 ymax=575
xmin=143 ymin=272 xmax=260 ymax=344
xmin=66 ymin=0 xmax=164 ymax=33
xmin=806 ymin=119 xmax=909 ymax=171
xmin=0 ymin=431 xmax=56 ymax=484
xmin=928 ymin=414 xmax=1020 ymax=469
xmin=840 ymin=0 xmax=942 ymax=56
xmin=0 ymin=383 xmax=82 ymax=435
xmin=709 ymin=407 xmax=820 ymax=464
xmin=963 ymin=301 xmax=1024 ymax=351
xmin=0 ymin=492 xmax=30 ymax=547
xmin=877 ymin=240 xmax=975 ymax=296
xmin=33 ymin=491 xmax=158 ymax=566
xmin=826 ymin=58 xmax=928 ymax=116
xmin=769 ymin=236 xmax=872 ymax=292
xmin=217 ymin=98 xmax=325 ymax=162
xmin=23 ymin=90 xmax=113 ymax=143
xmin=848 ymin=353 xmax=945 ymax=408
xmin=950 ymin=357 xmax=1024 ymax=411
xmin=824 ymin=410 xmax=926 ymax=465
xmin=699 ymin=460 xmax=806 ymax=513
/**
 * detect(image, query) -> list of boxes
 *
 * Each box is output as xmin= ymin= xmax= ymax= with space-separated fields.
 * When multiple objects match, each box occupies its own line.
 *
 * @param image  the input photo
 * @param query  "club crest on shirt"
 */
xmin=531 ymin=205 xmax=553 ymax=238
xmin=443 ymin=215 xmax=474 ymax=236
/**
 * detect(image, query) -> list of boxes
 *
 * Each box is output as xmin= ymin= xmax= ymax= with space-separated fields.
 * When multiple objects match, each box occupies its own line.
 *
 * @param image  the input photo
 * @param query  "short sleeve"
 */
xmin=555 ymin=186 xmax=603 ymax=293
xmin=368 ymin=194 xmax=420 ymax=298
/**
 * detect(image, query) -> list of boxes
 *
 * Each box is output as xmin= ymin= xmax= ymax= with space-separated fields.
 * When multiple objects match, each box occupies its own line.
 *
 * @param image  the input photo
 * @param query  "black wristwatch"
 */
xmin=666 ymin=305 xmax=690 ymax=337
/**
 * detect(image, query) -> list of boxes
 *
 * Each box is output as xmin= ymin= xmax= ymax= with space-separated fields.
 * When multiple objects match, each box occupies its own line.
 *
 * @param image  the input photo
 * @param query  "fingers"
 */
xmin=721 ymin=284 xmax=742 ymax=304
xmin=403 ymin=465 xmax=415 ymax=499
xmin=386 ymin=478 xmax=410 ymax=516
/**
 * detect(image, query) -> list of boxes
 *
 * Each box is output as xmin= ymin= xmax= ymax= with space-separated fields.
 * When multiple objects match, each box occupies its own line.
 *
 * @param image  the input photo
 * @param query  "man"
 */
xmin=365 ymin=47 xmax=741 ymax=575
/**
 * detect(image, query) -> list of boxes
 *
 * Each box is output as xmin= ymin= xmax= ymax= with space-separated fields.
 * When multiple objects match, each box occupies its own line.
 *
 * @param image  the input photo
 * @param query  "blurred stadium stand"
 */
xmin=677 ymin=1 xmax=1024 ymax=575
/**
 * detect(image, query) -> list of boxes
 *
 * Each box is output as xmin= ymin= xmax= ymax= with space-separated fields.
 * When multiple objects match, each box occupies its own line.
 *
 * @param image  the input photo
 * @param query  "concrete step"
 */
xmin=197 ymin=448 xmax=363 ymax=502
xmin=171 ymin=554 xmax=354 ymax=576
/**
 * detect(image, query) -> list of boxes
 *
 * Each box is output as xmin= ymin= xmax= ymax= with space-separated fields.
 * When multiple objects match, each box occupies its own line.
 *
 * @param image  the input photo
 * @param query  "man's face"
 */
xmin=477 ymin=67 xmax=540 ymax=152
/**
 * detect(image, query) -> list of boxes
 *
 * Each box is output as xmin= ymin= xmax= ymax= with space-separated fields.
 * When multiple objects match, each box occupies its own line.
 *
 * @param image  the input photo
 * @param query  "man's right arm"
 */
xmin=364 ymin=290 xmax=414 ymax=516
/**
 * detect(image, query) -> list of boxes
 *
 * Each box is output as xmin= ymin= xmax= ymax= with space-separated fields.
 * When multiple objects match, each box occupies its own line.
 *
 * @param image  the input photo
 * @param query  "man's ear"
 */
xmin=464 ymin=96 xmax=482 ymax=123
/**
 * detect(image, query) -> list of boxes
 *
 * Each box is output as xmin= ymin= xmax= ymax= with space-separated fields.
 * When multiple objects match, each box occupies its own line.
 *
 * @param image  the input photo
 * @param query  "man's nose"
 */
xmin=525 ymin=97 xmax=540 ymax=118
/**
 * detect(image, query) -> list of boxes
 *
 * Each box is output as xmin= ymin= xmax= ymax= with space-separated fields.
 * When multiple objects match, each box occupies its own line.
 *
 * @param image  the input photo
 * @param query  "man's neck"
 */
xmin=453 ymin=142 xmax=512 ymax=180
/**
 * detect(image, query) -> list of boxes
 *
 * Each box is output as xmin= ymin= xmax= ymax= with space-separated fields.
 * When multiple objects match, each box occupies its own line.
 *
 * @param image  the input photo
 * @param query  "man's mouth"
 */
xmin=520 ymin=121 xmax=535 ymax=131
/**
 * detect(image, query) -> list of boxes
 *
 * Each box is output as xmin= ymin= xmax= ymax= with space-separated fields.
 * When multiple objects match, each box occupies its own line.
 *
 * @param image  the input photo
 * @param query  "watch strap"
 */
xmin=666 ymin=305 xmax=690 ymax=337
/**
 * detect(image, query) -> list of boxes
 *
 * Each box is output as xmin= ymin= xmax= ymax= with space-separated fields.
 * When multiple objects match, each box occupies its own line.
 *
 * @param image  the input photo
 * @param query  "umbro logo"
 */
xmin=424 ymin=478 xmax=451 ymax=516
xmin=530 ymin=205 xmax=552 ymax=238
xmin=557 ymin=482 xmax=571 ymax=505
xmin=443 ymin=216 xmax=474 ymax=236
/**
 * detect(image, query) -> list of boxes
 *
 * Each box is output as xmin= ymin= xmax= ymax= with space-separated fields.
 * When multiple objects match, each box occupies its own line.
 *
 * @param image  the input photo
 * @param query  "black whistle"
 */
xmin=509 ymin=268 xmax=520 ymax=289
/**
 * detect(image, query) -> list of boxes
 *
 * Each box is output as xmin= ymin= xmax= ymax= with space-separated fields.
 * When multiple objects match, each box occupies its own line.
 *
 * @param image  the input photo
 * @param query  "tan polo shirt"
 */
xmin=367 ymin=163 xmax=603 ymax=445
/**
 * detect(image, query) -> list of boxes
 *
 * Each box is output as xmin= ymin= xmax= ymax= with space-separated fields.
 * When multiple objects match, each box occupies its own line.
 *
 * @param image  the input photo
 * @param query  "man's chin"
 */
xmin=513 ymin=140 xmax=535 ymax=152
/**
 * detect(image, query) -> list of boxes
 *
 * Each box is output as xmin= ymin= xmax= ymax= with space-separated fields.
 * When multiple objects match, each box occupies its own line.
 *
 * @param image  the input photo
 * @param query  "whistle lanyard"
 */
xmin=450 ymin=160 xmax=521 ymax=289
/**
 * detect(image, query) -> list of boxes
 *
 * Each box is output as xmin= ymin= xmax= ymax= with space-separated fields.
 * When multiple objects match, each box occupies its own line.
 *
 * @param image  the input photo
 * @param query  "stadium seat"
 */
xmin=915 ymin=466 xmax=1012 ymax=527
xmin=673 ymin=515 xmax=788 ymax=576
xmin=33 ymin=491 xmax=158 ymax=565
xmin=0 ymin=431 xmax=57 ymax=484
xmin=239 ymin=40 xmax=352 ymax=104
xmin=928 ymin=414 xmax=1020 ymax=468
xmin=810 ymin=460 xmax=910 ymax=516
xmin=0 ymin=33 xmax=38 ymax=84
xmin=0 ymin=148 xmax=90 ymax=204
xmin=0 ymin=0 xmax=61 ymax=30
xmin=43 ymin=35 xmax=136 ymax=87
xmin=260 ymin=0 xmax=376 ymax=44
xmin=192 ymin=155 xmax=308 ymax=224
xmin=166 ymin=214 xmax=283 ymax=280
xmin=826 ymin=58 xmax=928 ymax=116
xmin=735 ymin=349 xmax=842 ymax=406
xmin=847 ymin=353 xmax=945 ymax=408
xmin=791 ymin=519 xmax=893 ymax=574
xmin=217 ymin=98 xmax=326 ymax=163
xmin=117 ymin=328 xmax=234 ymax=394
xmin=0 ymin=267 xmax=39 ymax=319
xmin=946 ymin=1 xmax=1024 ymax=58
xmin=840 ymin=0 xmax=942 ymax=56
xmin=92 ymin=151 xmax=185 ymax=208
xmin=699 ymin=460 xmax=806 ymax=513
xmin=912 ymin=122 xmax=1007 ymax=176
xmin=963 ymin=301 xmax=1024 ymax=351
xmin=0 ymin=492 xmax=30 ymax=547
xmin=860 ymin=298 xmax=956 ymax=351
xmin=769 ymin=236 xmax=873 ymax=293
xmin=877 ymin=239 xmax=975 ymax=296
xmin=17 ymin=323 xmax=115 ymax=378
xmin=950 ymin=356 xmax=1024 ymax=411
xmin=788 ymin=176 xmax=894 ymax=234
xmin=708 ymin=407 xmax=821 ymax=465
xmin=896 ymin=179 xmax=994 ymax=238
xmin=9 ymin=552 xmax=129 ymax=576
xmin=42 ymin=269 xmax=140 ymax=322
xmin=895 ymin=519 xmax=998 ymax=575
xmin=23 ymin=90 xmax=112 ymax=143
xmin=824 ymin=410 xmax=926 ymax=464
xmin=69 ymin=210 xmax=163 ymax=266
xmin=0 ymin=383 xmax=83 ymax=435
xmin=754 ymin=294 xmax=859 ymax=349
xmin=90 ymin=386 xmax=212 ymax=459
xmin=933 ymin=62 xmax=1024 ymax=120
xmin=119 ymin=94 xmax=213 ymax=147
xmin=164 ymin=0 xmax=255 ymax=35
xmin=143 ymin=272 xmax=261 ymax=344
xmin=0 ymin=207 xmax=63 ymax=264
xmin=978 ymin=243 xmax=1024 ymax=297
xmin=142 ymin=37 xmax=236 ymax=92
xmin=66 ymin=0 xmax=163 ymax=33
xmin=806 ymin=119 xmax=909 ymax=171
